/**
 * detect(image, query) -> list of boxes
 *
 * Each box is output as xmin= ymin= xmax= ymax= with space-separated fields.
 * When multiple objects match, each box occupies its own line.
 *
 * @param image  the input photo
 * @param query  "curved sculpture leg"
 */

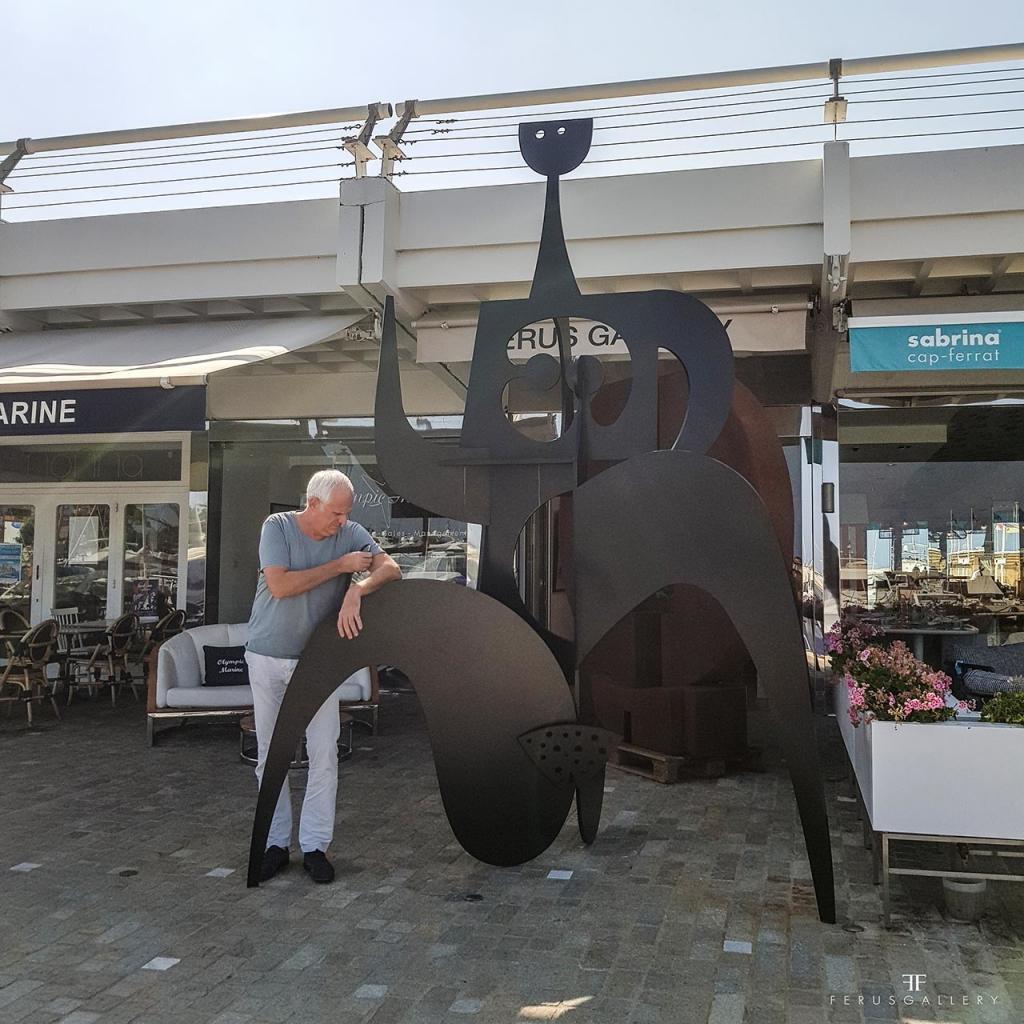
xmin=248 ymin=582 xmax=579 ymax=886
xmin=575 ymin=774 xmax=606 ymax=844
xmin=573 ymin=451 xmax=836 ymax=924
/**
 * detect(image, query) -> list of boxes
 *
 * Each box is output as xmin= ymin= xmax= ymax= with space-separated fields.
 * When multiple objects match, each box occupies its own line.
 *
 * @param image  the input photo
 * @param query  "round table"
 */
xmin=239 ymin=711 xmax=353 ymax=768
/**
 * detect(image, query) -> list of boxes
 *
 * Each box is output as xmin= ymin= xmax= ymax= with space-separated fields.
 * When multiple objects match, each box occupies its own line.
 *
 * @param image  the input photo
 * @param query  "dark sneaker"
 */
xmin=259 ymin=845 xmax=290 ymax=882
xmin=302 ymin=850 xmax=335 ymax=884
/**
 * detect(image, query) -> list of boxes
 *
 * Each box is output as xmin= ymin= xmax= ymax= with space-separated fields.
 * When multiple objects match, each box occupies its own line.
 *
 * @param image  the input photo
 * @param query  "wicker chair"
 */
xmin=107 ymin=613 xmax=142 ymax=703
xmin=0 ymin=619 xmax=61 ymax=725
xmin=0 ymin=607 xmax=30 ymax=635
xmin=129 ymin=608 xmax=185 ymax=678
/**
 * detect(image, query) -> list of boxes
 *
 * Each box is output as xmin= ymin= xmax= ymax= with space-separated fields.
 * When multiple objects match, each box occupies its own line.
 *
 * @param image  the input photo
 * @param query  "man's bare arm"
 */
xmin=338 ymin=553 xmax=402 ymax=639
xmin=263 ymin=550 xmax=374 ymax=600
xmin=352 ymin=552 xmax=402 ymax=595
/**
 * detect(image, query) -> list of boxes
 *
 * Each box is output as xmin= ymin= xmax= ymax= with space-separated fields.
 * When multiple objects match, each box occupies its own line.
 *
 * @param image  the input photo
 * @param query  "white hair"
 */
xmin=305 ymin=469 xmax=354 ymax=505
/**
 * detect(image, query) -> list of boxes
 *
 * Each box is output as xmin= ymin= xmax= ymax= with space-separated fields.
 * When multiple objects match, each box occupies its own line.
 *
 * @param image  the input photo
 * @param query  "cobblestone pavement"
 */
xmin=1 ymin=687 xmax=1022 ymax=1024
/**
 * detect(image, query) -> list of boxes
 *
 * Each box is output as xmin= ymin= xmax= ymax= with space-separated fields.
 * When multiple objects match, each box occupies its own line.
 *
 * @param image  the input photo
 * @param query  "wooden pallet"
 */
xmin=608 ymin=742 xmax=728 ymax=784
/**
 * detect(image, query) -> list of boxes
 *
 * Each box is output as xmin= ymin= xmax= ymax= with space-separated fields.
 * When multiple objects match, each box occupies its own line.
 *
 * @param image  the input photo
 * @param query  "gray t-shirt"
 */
xmin=246 ymin=512 xmax=383 ymax=659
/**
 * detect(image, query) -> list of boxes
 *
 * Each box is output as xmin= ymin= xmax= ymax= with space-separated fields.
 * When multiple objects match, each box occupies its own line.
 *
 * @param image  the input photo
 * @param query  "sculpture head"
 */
xmin=519 ymin=119 xmax=593 ymax=177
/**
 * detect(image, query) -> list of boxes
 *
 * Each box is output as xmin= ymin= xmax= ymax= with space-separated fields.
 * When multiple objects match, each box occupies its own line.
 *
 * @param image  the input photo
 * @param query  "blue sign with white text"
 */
xmin=849 ymin=318 xmax=1024 ymax=372
xmin=0 ymin=542 xmax=22 ymax=584
xmin=0 ymin=385 xmax=206 ymax=436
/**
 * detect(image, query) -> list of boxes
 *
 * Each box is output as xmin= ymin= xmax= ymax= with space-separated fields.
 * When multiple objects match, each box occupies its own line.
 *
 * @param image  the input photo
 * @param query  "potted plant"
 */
xmin=833 ymin=638 xmax=1024 ymax=842
xmin=843 ymin=641 xmax=960 ymax=728
xmin=825 ymin=618 xmax=883 ymax=675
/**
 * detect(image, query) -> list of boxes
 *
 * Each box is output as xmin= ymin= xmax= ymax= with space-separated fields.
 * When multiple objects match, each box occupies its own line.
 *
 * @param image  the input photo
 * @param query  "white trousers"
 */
xmin=245 ymin=650 xmax=340 ymax=854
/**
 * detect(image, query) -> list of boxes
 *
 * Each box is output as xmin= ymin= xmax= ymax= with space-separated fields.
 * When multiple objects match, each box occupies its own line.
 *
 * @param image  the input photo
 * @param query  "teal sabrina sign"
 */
xmin=849 ymin=314 xmax=1024 ymax=372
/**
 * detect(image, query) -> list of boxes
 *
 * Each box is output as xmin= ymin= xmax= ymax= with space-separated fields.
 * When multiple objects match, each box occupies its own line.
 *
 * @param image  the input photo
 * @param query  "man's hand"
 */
xmin=336 ymin=551 xmax=400 ymax=639
xmin=337 ymin=551 xmax=373 ymax=574
xmin=338 ymin=588 xmax=363 ymax=639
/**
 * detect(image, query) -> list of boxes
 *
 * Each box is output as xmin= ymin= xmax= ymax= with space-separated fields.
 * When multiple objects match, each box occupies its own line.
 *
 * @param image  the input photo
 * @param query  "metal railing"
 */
xmin=1 ymin=42 xmax=1022 ymax=220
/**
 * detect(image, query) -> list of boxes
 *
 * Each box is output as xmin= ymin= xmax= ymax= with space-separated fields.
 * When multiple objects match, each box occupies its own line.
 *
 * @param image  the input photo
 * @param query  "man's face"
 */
xmin=308 ymin=487 xmax=353 ymax=537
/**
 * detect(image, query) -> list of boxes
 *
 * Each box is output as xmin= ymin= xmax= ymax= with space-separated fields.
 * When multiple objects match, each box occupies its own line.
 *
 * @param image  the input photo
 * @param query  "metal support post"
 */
xmin=375 ymin=101 xmax=416 ymax=179
xmin=882 ymin=833 xmax=891 ymax=928
xmin=343 ymin=103 xmax=391 ymax=178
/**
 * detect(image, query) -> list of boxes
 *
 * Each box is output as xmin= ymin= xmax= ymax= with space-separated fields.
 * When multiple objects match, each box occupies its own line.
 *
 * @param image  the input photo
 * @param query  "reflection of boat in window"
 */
xmin=839 ymin=557 xmax=868 ymax=581
xmin=840 ymin=557 xmax=869 ymax=605
xmin=967 ymin=573 xmax=1003 ymax=597
xmin=387 ymin=548 xmax=468 ymax=584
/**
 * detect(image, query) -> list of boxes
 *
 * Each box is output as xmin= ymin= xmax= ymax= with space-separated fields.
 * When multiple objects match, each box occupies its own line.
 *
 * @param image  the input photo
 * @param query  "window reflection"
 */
xmin=187 ymin=493 xmax=207 ymax=623
xmin=124 ymin=503 xmax=179 ymax=617
xmin=212 ymin=420 xmax=477 ymax=623
xmin=839 ymin=403 xmax=1024 ymax=649
xmin=0 ymin=442 xmax=181 ymax=484
xmin=55 ymin=504 xmax=110 ymax=619
xmin=0 ymin=506 xmax=35 ymax=624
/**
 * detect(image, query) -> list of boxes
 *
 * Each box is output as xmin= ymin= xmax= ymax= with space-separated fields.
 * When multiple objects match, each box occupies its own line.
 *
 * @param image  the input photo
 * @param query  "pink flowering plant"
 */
xmin=825 ymin=618 xmax=883 ymax=674
xmin=844 ymin=640 xmax=960 ymax=726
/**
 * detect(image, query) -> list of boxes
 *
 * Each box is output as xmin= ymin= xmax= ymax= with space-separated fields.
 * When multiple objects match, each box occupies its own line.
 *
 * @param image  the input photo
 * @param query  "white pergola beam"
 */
xmin=909 ymin=259 xmax=934 ymax=298
xmin=979 ymin=255 xmax=1016 ymax=295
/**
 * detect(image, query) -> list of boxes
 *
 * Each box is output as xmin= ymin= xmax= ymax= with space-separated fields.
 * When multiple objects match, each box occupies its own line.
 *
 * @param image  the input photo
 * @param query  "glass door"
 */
xmin=0 ymin=487 xmax=188 ymax=626
xmin=47 ymin=493 xmax=187 ymax=622
xmin=122 ymin=501 xmax=181 ymax=619
xmin=54 ymin=502 xmax=112 ymax=620
xmin=0 ymin=504 xmax=37 ymax=626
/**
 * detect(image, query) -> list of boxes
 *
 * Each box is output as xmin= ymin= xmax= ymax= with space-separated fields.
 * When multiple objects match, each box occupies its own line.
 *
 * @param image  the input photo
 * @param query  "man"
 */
xmin=245 ymin=469 xmax=401 ymax=884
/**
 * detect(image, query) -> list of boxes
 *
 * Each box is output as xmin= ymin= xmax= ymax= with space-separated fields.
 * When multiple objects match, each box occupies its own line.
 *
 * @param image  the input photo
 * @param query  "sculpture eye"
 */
xmin=519 ymin=119 xmax=593 ymax=176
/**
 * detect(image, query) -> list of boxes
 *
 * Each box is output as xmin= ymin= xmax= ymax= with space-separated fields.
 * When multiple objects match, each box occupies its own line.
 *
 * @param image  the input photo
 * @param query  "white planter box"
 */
xmin=833 ymin=681 xmax=1024 ymax=840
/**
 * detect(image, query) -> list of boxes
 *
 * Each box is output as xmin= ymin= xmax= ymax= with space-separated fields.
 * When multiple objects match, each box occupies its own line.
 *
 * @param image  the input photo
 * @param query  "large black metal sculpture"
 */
xmin=248 ymin=118 xmax=835 ymax=924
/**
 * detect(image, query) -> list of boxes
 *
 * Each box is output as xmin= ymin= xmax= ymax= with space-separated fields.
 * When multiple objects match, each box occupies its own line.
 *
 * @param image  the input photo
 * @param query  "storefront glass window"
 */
xmin=0 ymin=506 xmax=35 ymax=625
xmin=54 ymin=503 xmax=110 ymax=619
xmin=187 ymin=431 xmax=209 ymax=625
xmin=838 ymin=400 xmax=1024 ymax=651
xmin=0 ymin=442 xmax=182 ymax=484
xmin=210 ymin=418 xmax=476 ymax=623
xmin=123 ymin=503 xmax=179 ymax=617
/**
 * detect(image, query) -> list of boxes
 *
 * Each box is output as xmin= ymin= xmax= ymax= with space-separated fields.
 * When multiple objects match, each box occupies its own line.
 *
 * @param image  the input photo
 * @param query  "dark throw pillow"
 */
xmin=203 ymin=645 xmax=250 ymax=686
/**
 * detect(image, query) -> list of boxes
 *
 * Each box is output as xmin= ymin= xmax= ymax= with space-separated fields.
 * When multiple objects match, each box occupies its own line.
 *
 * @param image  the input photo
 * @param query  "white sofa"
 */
xmin=147 ymin=622 xmax=376 ymax=744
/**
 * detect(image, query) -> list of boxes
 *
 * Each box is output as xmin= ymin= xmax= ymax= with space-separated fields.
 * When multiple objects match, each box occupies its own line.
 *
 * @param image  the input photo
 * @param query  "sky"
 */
xmin=5 ymin=0 xmax=1024 ymax=141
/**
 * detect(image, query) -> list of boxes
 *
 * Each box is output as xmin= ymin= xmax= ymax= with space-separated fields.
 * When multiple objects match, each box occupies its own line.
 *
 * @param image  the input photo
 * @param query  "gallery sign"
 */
xmin=849 ymin=313 xmax=1024 ymax=372
xmin=415 ymin=310 xmax=807 ymax=363
xmin=0 ymin=384 xmax=206 ymax=436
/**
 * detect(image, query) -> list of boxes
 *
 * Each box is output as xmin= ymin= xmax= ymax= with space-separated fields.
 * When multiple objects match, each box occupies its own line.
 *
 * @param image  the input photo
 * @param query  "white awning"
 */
xmin=0 ymin=315 xmax=366 ymax=387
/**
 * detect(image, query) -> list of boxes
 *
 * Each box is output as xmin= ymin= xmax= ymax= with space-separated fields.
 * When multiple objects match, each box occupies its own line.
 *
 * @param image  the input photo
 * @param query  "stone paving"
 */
xmin=1 ymin=686 xmax=1022 ymax=1024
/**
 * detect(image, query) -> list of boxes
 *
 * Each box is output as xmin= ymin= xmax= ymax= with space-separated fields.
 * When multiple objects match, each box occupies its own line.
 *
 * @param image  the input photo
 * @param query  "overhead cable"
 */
xmin=19 ymin=123 xmax=361 ymax=162
xmin=391 ymin=102 xmax=1024 ymax=164
xmin=393 ymin=121 xmax=1024 ymax=176
xmin=408 ymin=84 xmax=1024 ymax=143
xmin=407 ymin=95 xmax=832 ymax=136
xmin=412 ymin=100 xmax=829 ymax=143
xmin=4 ymin=176 xmax=346 ymax=210
xmin=407 ymin=72 xmax=1024 ymax=134
xmin=10 ymin=160 xmax=353 ymax=196
xmin=11 ymin=141 xmax=345 ymax=178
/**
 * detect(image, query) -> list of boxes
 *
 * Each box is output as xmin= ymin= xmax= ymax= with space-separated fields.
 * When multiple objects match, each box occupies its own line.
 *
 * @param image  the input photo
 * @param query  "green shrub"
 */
xmin=980 ymin=687 xmax=1024 ymax=726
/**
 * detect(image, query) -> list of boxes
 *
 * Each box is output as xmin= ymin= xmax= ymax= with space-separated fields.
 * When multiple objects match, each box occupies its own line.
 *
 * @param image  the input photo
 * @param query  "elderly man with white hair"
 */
xmin=245 ymin=468 xmax=401 ymax=884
